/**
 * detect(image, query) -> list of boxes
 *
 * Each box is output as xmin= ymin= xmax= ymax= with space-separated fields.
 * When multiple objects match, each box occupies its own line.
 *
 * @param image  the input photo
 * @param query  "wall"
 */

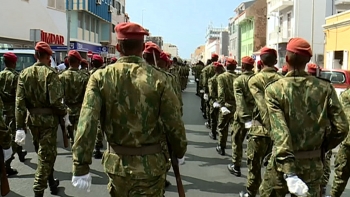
xmin=220 ymin=31 xmax=229 ymax=56
xmin=205 ymin=39 xmax=219 ymax=61
xmin=163 ymin=43 xmax=179 ymax=57
xmin=240 ymin=21 xmax=254 ymax=58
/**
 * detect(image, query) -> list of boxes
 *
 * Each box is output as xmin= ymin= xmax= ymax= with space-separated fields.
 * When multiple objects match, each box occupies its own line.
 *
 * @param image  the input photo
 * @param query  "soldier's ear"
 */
xmin=116 ymin=44 xmax=121 ymax=53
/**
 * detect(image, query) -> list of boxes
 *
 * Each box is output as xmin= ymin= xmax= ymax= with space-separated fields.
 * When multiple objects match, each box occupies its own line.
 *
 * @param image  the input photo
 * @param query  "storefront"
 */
xmin=69 ymin=41 xmax=104 ymax=59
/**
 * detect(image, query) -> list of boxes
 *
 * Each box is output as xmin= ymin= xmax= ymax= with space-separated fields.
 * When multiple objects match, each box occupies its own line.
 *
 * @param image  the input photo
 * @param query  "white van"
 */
xmin=0 ymin=49 xmax=57 ymax=72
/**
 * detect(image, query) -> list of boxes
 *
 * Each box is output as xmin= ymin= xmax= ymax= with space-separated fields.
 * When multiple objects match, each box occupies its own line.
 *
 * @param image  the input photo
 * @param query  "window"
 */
xmin=122 ymin=5 xmax=125 ymax=14
xmin=287 ymin=12 xmax=291 ymax=37
xmin=112 ymin=24 xmax=115 ymax=33
xmin=85 ymin=14 xmax=90 ymax=31
xmin=0 ymin=54 xmax=36 ymax=72
xmin=47 ymin=0 xmax=65 ymax=11
xmin=320 ymin=71 xmax=346 ymax=84
xmin=78 ymin=12 xmax=83 ymax=28
xmin=48 ymin=0 xmax=55 ymax=8
xmin=116 ymin=2 xmax=121 ymax=14
xmin=279 ymin=16 xmax=283 ymax=28
xmin=91 ymin=18 xmax=96 ymax=33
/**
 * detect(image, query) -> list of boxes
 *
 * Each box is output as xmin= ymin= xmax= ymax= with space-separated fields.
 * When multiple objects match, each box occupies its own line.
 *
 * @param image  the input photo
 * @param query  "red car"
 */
xmin=320 ymin=69 xmax=350 ymax=96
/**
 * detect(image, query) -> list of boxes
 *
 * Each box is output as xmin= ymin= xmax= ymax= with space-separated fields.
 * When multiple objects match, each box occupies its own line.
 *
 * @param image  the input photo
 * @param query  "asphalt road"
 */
xmin=6 ymin=75 xmax=350 ymax=197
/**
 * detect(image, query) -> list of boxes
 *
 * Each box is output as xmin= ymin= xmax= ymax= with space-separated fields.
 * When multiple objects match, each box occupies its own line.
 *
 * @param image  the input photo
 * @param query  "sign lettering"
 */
xmin=41 ymin=30 xmax=64 ymax=45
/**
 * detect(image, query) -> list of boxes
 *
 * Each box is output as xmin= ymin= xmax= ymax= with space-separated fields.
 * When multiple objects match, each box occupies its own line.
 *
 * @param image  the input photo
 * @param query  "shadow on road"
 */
xmin=185 ymin=153 xmax=232 ymax=167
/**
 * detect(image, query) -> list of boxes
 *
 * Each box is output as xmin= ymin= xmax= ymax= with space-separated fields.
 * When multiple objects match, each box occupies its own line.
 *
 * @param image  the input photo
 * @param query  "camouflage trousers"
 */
xmin=180 ymin=77 xmax=187 ymax=90
xmin=330 ymin=144 xmax=350 ymax=197
xmin=231 ymin=117 xmax=247 ymax=167
xmin=206 ymin=100 xmax=211 ymax=125
xmin=259 ymin=157 xmax=323 ymax=197
xmin=107 ymin=173 xmax=166 ymax=197
xmin=321 ymin=150 xmax=332 ymax=187
xmin=246 ymin=135 xmax=271 ymax=196
xmin=209 ymin=101 xmax=219 ymax=136
xmin=95 ymin=120 xmax=104 ymax=148
xmin=4 ymin=115 xmax=20 ymax=159
xmin=217 ymin=111 xmax=234 ymax=148
xmin=30 ymin=125 xmax=58 ymax=193
xmin=67 ymin=115 xmax=79 ymax=146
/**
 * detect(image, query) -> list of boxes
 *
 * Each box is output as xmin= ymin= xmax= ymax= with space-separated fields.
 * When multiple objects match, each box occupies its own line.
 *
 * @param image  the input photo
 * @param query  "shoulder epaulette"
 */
xmin=246 ymin=73 xmax=256 ymax=83
xmin=264 ymin=79 xmax=280 ymax=89
xmin=316 ymin=76 xmax=331 ymax=83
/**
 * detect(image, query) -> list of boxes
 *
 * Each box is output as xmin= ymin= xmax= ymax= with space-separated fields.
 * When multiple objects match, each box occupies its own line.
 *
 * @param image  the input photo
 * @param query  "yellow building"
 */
xmin=323 ymin=10 xmax=350 ymax=70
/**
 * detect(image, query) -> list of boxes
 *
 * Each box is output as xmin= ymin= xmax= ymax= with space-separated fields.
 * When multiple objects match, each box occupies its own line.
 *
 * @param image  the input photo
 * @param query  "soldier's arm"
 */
xmin=0 ymin=98 xmax=11 ymax=149
xmin=199 ymin=72 xmax=204 ymax=89
xmin=202 ymin=69 xmax=209 ymax=93
xmin=248 ymin=76 xmax=270 ymax=130
xmin=48 ymin=73 xmax=67 ymax=115
xmin=72 ymin=74 xmax=102 ymax=176
xmin=234 ymin=79 xmax=249 ymax=122
xmin=208 ymin=79 xmax=213 ymax=98
xmin=161 ymin=80 xmax=187 ymax=158
xmin=15 ymin=74 xmax=27 ymax=129
xmin=216 ymin=76 xmax=225 ymax=106
xmin=265 ymin=84 xmax=295 ymax=174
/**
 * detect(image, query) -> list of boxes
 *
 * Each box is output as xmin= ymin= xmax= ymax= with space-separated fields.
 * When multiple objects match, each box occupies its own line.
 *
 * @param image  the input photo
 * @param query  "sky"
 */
xmin=126 ymin=0 xmax=242 ymax=59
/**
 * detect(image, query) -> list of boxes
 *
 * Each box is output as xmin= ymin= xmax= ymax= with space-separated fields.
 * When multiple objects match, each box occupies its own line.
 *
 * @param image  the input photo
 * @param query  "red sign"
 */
xmin=41 ymin=30 xmax=64 ymax=45
xmin=87 ymin=51 xmax=93 ymax=58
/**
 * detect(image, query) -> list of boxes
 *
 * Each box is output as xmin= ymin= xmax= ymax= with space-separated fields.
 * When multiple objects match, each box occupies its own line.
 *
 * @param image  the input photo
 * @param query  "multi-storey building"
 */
xmin=204 ymin=25 xmax=226 ymax=61
xmin=110 ymin=0 xmax=129 ymax=59
xmin=191 ymin=45 xmax=205 ymax=64
xmin=145 ymin=36 xmax=164 ymax=50
xmin=163 ymin=43 xmax=179 ymax=58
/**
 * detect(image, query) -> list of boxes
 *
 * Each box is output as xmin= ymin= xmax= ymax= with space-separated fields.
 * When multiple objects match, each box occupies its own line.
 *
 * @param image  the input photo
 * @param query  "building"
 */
xmin=266 ymin=0 xmax=343 ymax=68
xmin=219 ymin=31 xmax=229 ymax=57
xmin=110 ymin=0 xmax=129 ymax=59
xmin=163 ymin=43 xmax=179 ymax=58
xmin=145 ymin=36 xmax=164 ymax=50
xmin=204 ymin=25 xmax=226 ymax=61
xmin=323 ymin=9 xmax=350 ymax=70
xmin=191 ymin=45 xmax=205 ymax=63
xmin=0 ymin=0 xmax=67 ymax=62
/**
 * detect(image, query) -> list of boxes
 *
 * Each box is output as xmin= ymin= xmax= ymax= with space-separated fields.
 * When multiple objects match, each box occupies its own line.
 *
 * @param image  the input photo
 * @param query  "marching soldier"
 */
xmin=80 ymin=59 xmax=90 ymax=77
xmin=71 ymin=22 xmax=187 ymax=196
xmin=194 ymin=61 xmax=205 ymax=96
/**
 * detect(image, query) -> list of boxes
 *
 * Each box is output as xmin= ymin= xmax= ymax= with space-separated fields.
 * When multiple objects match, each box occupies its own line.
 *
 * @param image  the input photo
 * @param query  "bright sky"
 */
xmin=126 ymin=0 xmax=241 ymax=59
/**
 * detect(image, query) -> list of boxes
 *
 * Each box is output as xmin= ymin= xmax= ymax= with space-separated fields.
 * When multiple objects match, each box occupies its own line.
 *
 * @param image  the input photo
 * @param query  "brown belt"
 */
xmin=108 ymin=144 xmax=162 ymax=156
xmin=28 ymin=108 xmax=53 ymax=115
xmin=295 ymin=149 xmax=321 ymax=159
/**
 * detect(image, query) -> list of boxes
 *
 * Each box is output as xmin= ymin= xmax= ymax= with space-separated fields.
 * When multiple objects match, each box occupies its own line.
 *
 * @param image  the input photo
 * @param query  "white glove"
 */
xmin=213 ymin=102 xmax=221 ymax=108
xmin=220 ymin=107 xmax=231 ymax=115
xmin=285 ymin=176 xmax=309 ymax=196
xmin=3 ymin=148 xmax=12 ymax=161
xmin=64 ymin=113 xmax=72 ymax=128
xmin=203 ymin=94 xmax=209 ymax=101
xmin=178 ymin=157 xmax=185 ymax=165
xmin=195 ymin=78 xmax=199 ymax=82
xmin=15 ymin=130 xmax=26 ymax=146
xmin=245 ymin=121 xmax=252 ymax=129
xmin=200 ymin=89 xmax=205 ymax=93
xmin=72 ymin=173 xmax=92 ymax=192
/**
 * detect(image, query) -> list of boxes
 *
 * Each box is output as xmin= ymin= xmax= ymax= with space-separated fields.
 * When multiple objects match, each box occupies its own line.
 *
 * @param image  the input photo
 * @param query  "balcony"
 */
xmin=268 ymin=30 xmax=290 ymax=45
xmin=268 ymin=0 xmax=294 ymax=12
xmin=335 ymin=0 xmax=350 ymax=5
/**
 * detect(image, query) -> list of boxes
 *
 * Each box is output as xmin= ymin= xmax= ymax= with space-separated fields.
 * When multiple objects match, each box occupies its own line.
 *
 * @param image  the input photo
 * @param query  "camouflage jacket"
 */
xmin=233 ymin=71 xmax=255 ymax=123
xmin=265 ymin=70 xmax=348 ymax=174
xmin=339 ymin=88 xmax=350 ymax=147
xmin=0 ymin=98 xmax=11 ymax=149
xmin=59 ymin=67 xmax=89 ymax=116
xmin=16 ymin=62 xmax=67 ymax=128
xmin=72 ymin=56 xmax=187 ymax=177
xmin=248 ymin=67 xmax=282 ymax=135
xmin=201 ymin=63 xmax=216 ymax=93
xmin=0 ymin=67 xmax=19 ymax=116
xmin=79 ymin=68 xmax=90 ymax=78
xmin=217 ymin=70 xmax=239 ymax=111
xmin=194 ymin=64 xmax=204 ymax=80
xmin=208 ymin=74 xmax=220 ymax=101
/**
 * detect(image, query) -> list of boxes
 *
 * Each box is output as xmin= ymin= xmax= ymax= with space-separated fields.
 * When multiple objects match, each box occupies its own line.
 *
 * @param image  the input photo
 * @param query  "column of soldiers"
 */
xmin=194 ymin=38 xmax=350 ymax=197
xmin=0 ymin=22 xmax=187 ymax=197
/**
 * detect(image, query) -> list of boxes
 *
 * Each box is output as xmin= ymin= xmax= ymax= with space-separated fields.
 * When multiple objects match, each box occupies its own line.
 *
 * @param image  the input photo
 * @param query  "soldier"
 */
xmin=59 ymin=50 xmax=89 ymax=147
xmin=0 ymin=52 xmax=27 ymax=176
xmin=240 ymin=47 xmax=282 ymax=197
xmin=71 ymin=22 xmax=187 ymax=196
xmin=227 ymin=56 xmax=255 ymax=177
xmin=216 ymin=58 xmax=239 ymax=156
xmin=169 ymin=57 xmax=181 ymax=88
xmin=329 ymin=88 xmax=350 ymax=197
xmin=281 ymin=65 xmax=288 ymax=75
xmin=110 ymin=57 xmax=117 ymax=64
xmin=80 ymin=59 xmax=90 ymax=77
xmin=258 ymin=38 xmax=348 ymax=197
xmin=15 ymin=41 xmax=68 ymax=197
xmin=208 ymin=62 xmax=225 ymax=141
xmin=194 ymin=61 xmax=204 ymax=96
xmin=0 ymin=96 xmax=13 ymax=169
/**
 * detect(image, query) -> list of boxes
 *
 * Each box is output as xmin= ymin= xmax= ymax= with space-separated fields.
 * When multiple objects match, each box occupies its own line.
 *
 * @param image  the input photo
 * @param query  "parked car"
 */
xmin=319 ymin=69 xmax=350 ymax=97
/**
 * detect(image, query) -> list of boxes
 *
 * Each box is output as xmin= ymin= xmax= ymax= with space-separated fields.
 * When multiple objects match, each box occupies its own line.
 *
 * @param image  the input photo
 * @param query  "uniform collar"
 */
xmin=285 ymin=70 xmax=309 ymax=77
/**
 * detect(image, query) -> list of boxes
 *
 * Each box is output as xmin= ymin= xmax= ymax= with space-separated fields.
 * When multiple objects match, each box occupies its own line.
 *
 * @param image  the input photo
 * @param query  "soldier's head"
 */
xmin=241 ymin=56 xmax=255 ymax=72
xmin=115 ymin=22 xmax=149 ymax=57
xmin=81 ymin=59 xmax=88 ymax=69
xmin=260 ymin=47 xmax=277 ymax=68
xmin=3 ymin=52 xmax=17 ymax=68
xmin=225 ymin=58 xmax=237 ymax=71
xmin=206 ymin=59 xmax=212 ymax=66
xmin=91 ymin=54 xmax=103 ymax=68
xmin=67 ymin=50 xmax=82 ymax=68
xmin=143 ymin=42 xmax=161 ymax=66
xmin=158 ymin=52 xmax=170 ymax=70
xmin=34 ymin=41 xmax=52 ymax=66
xmin=211 ymin=54 xmax=219 ymax=62
xmin=198 ymin=61 xmax=204 ymax=66
xmin=64 ymin=56 xmax=69 ymax=67
xmin=307 ymin=63 xmax=319 ymax=76
xmin=286 ymin=38 xmax=312 ymax=70
xmin=173 ymin=57 xmax=178 ymax=64
xmin=213 ymin=62 xmax=225 ymax=74
xmin=282 ymin=65 xmax=288 ymax=75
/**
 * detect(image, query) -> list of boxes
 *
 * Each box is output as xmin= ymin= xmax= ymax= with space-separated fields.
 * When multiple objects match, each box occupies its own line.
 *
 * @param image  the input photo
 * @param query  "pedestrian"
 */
xmin=59 ymin=50 xmax=89 ymax=147
xmin=71 ymin=22 xmax=187 ymax=197
xmin=15 ymin=41 xmax=69 ymax=197
xmin=216 ymin=58 xmax=239 ymax=156
xmin=0 ymin=52 xmax=27 ymax=176
xmin=227 ymin=56 xmax=255 ymax=177
xmin=259 ymin=37 xmax=348 ymax=197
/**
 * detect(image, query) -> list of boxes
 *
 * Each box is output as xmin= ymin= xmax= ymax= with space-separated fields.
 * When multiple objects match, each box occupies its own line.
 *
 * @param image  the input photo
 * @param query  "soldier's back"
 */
xmin=235 ymin=71 xmax=255 ymax=110
xmin=0 ymin=68 xmax=18 ymax=106
xmin=217 ymin=71 xmax=238 ymax=101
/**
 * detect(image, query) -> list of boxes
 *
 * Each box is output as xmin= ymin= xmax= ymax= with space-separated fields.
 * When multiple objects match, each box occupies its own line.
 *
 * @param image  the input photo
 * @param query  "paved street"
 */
xmin=6 ymin=75 xmax=350 ymax=197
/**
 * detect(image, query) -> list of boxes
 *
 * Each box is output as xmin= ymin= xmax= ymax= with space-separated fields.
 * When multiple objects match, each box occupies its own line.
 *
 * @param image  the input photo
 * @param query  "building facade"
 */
xmin=0 ymin=0 xmax=67 ymax=62
xmin=163 ymin=43 xmax=179 ymax=58
xmin=219 ymin=31 xmax=229 ymax=57
xmin=204 ymin=25 xmax=226 ymax=61
xmin=145 ymin=36 xmax=164 ymax=50
xmin=191 ymin=45 xmax=205 ymax=64
xmin=110 ymin=0 xmax=129 ymax=59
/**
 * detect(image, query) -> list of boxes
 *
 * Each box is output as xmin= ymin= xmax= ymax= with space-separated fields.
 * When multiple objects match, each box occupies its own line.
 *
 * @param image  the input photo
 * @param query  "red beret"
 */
xmin=92 ymin=54 xmax=103 ymax=63
xmin=260 ymin=47 xmax=277 ymax=57
xmin=282 ymin=65 xmax=288 ymax=72
xmin=144 ymin=42 xmax=162 ymax=54
xmin=111 ymin=57 xmax=117 ymax=62
xmin=213 ymin=62 xmax=223 ymax=68
xmin=211 ymin=54 xmax=219 ymax=58
xmin=257 ymin=60 xmax=263 ymax=69
xmin=68 ymin=50 xmax=82 ymax=61
xmin=165 ymin=52 xmax=171 ymax=58
xmin=307 ymin=63 xmax=320 ymax=74
xmin=242 ymin=56 xmax=255 ymax=65
xmin=160 ymin=52 xmax=170 ymax=63
xmin=115 ymin=22 xmax=149 ymax=40
xmin=64 ymin=57 xmax=69 ymax=65
xmin=3 ymin=52 xmax=17 ymax=63
xmin=81 ymin=59 xmax=88 ymax=65
xmin=225 ymin=58 xmax=237 ymax=65
xmin=35 ymin=41 xmax=53 ymax=56
xmin=287 ymin=37 xmax=312 ymax=57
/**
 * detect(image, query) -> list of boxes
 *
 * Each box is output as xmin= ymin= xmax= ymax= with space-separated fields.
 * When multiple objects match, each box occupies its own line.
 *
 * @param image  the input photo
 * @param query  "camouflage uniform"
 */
xmin=0 ymin=97 xmax=11 ymax=150
xmin=16 ymin=62 xmax=67 ymax=195
xmin=330 ymin=88 xmax=350 ymax=197
xmin=208 ymin=74 xmax=220 ymax=139
xmin=59 ymin=67 xmax=89 ymax=146
xmin=79 ymin=68 xmax=90 ymax=78
xmin=321 ymin=150 xmax=332 ymax=187
xmin=194 ymin=63 xmax=204 ymax=95
xmin=179 ymin=65 xmax=187 ymax=91
xmin=72 ymin=56 xmax=187 ymax=196
xmin=216 ymin=70 xmax=239 ymax=154
xmin=201 ymin=63 xmax=216 ymax=126
xmin=246 ymin=67 xmax=282 ymax=196
xmin=259 ymin=70 xmax=348 ymax=197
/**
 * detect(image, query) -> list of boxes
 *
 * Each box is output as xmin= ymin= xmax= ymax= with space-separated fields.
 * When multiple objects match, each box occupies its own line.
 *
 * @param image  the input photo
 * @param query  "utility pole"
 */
xmin=311 ymin=0 xmax=315 ymax=61
xmin=67 ymin=0 xmax=72 ymax=54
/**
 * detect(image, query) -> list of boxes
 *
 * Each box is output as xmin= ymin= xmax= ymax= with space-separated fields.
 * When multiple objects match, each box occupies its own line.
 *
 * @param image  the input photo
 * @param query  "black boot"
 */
xmin=6 ymin=157 xmax=18 ymax=177
xmin=93 ymin=148 xmax=103 ymax=159
xmin=16 ymin=146 xmax=27 ymax=162
xmin=227 ymin=164 xmax=241 ymax=177
xmin=34 ymin=193 xmax=44 ymax=197
xmin=216 ymin=145 xmax=225 ymax=156
xmin=48 ymin=174 xmax=59 ymax=195
xmin=209 ymin=132 xmax=216 ymax=140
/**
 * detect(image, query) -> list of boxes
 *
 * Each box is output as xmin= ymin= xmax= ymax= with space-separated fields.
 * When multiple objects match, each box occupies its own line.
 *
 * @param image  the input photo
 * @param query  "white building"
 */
xmin=266 ymin=0 xmax=337 ymax=67
xmin=204 ymin=25 xmax=226 ymax=61
xmin=110 ymin=0 xmax=129 ymax=59
xmin=162 ymin=43 xmax=179 ymax=58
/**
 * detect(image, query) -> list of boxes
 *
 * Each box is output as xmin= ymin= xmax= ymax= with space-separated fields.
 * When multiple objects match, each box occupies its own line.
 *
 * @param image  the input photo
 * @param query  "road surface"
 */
xmin=6 ymin=75 xmax=350 ymax=197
